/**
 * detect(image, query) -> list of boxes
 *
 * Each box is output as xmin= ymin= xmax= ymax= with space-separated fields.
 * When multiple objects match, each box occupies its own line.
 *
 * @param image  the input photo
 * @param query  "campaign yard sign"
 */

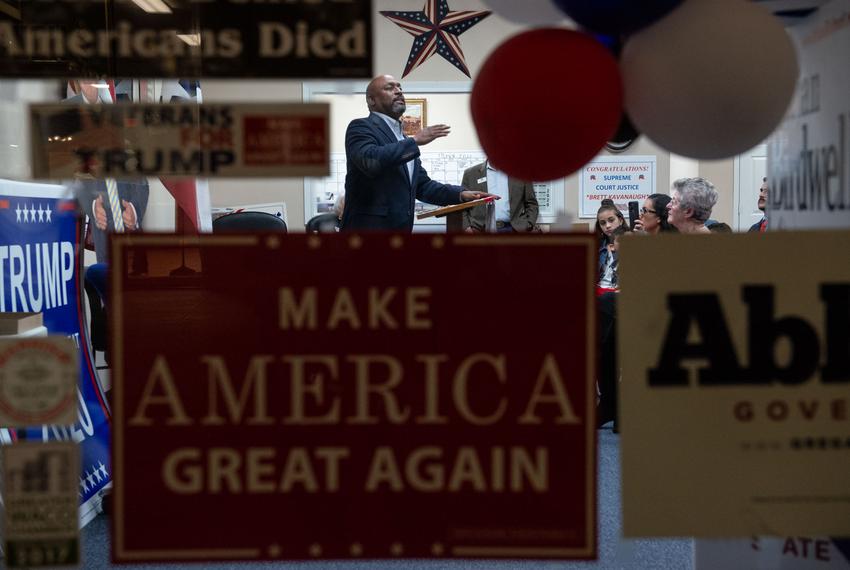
xmin=0 ymin=0 xmax=372 ymax=79
xmin=619 ymin=232 xmax=850 ymax=538
xmin=111 ymin=233 xmax=597 ymax=563
xmin=768 ymin=0 xmax=850 ymax=230
xmin=30 ymin=103 xmax=329 ymax=179
xmin=695 ymin=536 xmax=850 ymax=569
xmin=0 ymin=179 xmax=111 ymax=527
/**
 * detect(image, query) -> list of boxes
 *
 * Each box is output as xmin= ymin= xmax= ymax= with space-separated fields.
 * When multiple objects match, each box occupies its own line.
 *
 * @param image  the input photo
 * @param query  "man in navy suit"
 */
xmin=341 ymin=75 xmax=495 ymax=231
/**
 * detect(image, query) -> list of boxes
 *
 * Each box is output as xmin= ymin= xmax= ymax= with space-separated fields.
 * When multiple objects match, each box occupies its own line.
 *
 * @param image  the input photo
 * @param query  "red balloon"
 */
xmin=471 ymin=29 xmax=623 ymax=181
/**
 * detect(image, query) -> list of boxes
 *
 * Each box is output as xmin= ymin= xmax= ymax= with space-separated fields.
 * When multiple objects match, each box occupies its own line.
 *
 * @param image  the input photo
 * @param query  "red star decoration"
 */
xmin=381 ymin=0 xmax=491 ymax=78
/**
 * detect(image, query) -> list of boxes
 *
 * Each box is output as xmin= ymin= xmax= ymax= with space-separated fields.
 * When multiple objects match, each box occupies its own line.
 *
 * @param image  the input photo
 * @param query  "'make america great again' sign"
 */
xmin=0 ymin=0 xmax=371 ymax=78
xmin=110 ymin=233 xmax=596 ymax=563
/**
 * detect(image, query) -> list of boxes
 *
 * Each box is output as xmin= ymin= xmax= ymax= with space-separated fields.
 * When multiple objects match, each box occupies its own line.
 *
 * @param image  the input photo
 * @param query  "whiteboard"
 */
xmin=304 ymin=150 xmax=564 ymax=225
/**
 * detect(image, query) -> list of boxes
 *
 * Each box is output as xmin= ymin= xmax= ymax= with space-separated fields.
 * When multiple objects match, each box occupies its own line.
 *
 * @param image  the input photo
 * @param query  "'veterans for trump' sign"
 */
xmin=110 ymin=233 xmax=596 ymax=563
xmin=619 ymin=232 xmax=850 ymax=538
xmin=29 ymin=103 xmax=329 ymax=179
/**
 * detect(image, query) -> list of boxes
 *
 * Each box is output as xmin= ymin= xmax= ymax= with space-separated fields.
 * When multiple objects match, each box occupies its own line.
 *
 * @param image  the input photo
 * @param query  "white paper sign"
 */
xmin=579 ymin=155 xmax=656 ymax=218
xmin=3 ymin=442 xmax=80 ymax=567
xmin=696 ymin=537 xmax=850 ymax=569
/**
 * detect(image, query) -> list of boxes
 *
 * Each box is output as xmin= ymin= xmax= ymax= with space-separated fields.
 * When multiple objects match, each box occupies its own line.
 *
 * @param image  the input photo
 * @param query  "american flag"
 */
xmin=139 ymin=80 xmax=212 ymax=233
xmin=381 ymin=0 xmax=490 ymax=78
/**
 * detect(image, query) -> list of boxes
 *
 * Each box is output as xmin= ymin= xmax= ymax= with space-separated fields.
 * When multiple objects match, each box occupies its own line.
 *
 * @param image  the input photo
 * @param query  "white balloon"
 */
xmin=482 ymin=0 xmax=567 ymax=26
xmin=621 ymin=0 xmax=798 ymax=159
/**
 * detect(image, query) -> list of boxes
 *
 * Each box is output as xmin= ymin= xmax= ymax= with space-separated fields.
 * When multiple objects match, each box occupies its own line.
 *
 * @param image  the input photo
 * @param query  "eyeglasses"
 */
xmin=641 ymin=207 xmax=657 ymax=215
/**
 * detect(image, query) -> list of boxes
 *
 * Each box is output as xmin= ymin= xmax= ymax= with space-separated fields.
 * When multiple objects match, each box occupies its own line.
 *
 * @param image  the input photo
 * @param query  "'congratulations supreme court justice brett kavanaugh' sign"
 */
xmin=110 ymin=234 xmax=597 ymax=563
xmin=0 ymin=0 xmax=371 ymax=78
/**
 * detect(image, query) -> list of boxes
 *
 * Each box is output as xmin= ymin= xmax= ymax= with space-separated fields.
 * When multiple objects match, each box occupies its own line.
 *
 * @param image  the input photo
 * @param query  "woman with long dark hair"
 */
xmin=634 ymin=193 xmax=677 ymax=234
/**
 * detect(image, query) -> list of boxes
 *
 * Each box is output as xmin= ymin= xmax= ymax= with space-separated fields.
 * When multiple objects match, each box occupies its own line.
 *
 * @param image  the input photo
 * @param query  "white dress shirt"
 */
xmin=486 ymin=163 xmax=511 ymax=223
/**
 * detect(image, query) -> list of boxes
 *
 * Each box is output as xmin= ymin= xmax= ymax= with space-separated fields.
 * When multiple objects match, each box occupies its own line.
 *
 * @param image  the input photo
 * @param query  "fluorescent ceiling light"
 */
xmin=132 ymin=0 xmax=172 ymax=13
xmin=91 ymin=82 xmax=109 ymax=88
xmin=177 ymin=33 xmax=201 ymax=46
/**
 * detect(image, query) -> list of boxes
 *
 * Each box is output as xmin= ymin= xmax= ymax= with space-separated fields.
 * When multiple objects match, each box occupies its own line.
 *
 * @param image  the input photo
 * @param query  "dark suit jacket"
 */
xmin=341 ymin=112 xmax=463 ymax=231
xmin=748 ymin=217 xmax=766 ymax=232
xmin=75 ymin=178 xmax=149 ymax=263
xmin=460 ymin=162 xmax=539 ymax=232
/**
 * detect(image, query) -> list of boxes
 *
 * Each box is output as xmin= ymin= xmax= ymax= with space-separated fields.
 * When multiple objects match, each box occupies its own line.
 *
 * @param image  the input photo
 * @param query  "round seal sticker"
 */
xmin=0 ymin=338 xmax=77 ymax=425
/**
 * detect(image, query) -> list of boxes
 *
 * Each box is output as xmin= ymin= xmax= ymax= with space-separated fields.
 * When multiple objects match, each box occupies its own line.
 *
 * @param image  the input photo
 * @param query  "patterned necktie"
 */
xmin=105 ymin=178 xmax=124 ymax=232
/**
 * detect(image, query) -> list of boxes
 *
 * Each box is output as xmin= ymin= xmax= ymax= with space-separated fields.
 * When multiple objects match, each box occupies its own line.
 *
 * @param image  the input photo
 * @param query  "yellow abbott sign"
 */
xmin=619 ymin=232 xmax=850 ymax=538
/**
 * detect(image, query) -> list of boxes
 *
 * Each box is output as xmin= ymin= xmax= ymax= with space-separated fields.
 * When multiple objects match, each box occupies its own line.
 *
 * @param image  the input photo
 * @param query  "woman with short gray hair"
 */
xmin=667 ymin=177 xmax=717 ymax=234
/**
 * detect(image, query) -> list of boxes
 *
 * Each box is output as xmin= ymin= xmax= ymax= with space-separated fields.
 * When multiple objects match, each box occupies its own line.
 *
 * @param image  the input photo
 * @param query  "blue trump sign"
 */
xmin=0 ymin=179 xmax=111 ymax=526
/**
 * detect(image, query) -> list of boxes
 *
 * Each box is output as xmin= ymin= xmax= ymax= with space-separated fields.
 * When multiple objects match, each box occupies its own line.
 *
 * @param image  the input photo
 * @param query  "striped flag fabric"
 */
xmin=140 ymin=80 xmax=212 ymax=233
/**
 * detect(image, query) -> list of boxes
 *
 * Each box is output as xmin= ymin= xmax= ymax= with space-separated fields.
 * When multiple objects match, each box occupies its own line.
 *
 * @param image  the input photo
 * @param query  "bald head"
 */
xmin=366 ymin=74 xmax=406 ymax=119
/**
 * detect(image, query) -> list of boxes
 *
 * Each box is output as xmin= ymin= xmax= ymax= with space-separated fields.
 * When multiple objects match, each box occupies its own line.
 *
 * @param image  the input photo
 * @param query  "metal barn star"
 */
xmin=380 ymin=0 xmax=491 ymax=78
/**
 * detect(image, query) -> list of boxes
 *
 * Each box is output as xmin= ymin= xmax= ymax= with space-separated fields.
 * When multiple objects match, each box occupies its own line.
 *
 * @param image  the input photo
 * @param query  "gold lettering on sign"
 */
xmin=364 ymin=446 xmax=549 ymax=493
xmin=129 ymin=355 xmax=193 ymax=426
xmin=453 ymin=353 xmax=507 ymax=426
xmin=282 ymin=355 xmax=341 ymax=425
xmin=277 ymin=287 xmax=433 ymax=331
xmin=346 ymin=355 xmax=410 ymax=425
xmin=201 ymin=355 xmax=274 ymax=426
xmin=161 ymin=447 xmax=351 ymax=494
xmin=518 ymin=353 xmax=580 ymax=425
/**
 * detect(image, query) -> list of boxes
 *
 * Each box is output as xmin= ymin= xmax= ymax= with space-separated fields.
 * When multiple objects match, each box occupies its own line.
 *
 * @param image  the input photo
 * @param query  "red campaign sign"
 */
xmin=111 ymin=233 xmax=597 ymax=563
xmin=242 ymin=116 xmax=328 ymax=166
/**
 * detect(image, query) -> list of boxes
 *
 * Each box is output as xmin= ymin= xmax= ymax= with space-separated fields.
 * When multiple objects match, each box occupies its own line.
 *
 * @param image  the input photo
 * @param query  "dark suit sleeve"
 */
xmin=415 ymin=162 xmax=463 ymax=206
xmin=345 ymin=119 xmax=420 ymax=178
xmin=119 ymin=181 xmax=150 ymax=228
xmin=74 ymin=179 xmax=98 ymax=221
xmin=118 ymin=180 xmax=149 ymax=230
xmin=523 ymin=181 xmax=539 ymax=228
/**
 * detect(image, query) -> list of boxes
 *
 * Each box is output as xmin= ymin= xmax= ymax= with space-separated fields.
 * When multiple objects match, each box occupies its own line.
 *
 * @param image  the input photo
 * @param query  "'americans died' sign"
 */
xmin=0 ymin=0 xmax=372 ymax=78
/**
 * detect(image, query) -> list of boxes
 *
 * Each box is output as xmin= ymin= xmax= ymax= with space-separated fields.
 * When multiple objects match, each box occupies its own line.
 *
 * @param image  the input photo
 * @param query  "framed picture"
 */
xmin=401 ymin=98 xmax=427 ymax=136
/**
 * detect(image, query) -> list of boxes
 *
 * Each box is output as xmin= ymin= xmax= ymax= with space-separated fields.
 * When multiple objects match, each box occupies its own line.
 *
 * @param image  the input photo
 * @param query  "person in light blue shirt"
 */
xmin=460 ymin=161 xmax=539 ymax=232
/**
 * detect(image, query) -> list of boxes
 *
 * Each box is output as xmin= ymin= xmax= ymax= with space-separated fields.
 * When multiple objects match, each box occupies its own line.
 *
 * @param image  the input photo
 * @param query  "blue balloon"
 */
xmin=554 ymin=0 xmax=685 ymax=35
xmin=592 ymin=33 xmax=623 ymax=57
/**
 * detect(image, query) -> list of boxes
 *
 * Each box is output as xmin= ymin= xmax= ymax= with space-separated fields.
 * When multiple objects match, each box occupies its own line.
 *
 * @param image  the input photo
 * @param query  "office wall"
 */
xmin=0 ymin=80 xmax=60 ymax=181
xmin=699 ymin=160 xmax=734 ymax=224
xmin=201 ymin=79 xmax=305 ymax=227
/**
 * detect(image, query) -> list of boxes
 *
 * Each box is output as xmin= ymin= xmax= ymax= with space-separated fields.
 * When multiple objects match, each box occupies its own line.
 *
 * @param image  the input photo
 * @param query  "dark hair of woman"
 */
xmin=595 ymin=199 xmax=626 ymax=242
xmin=646 ymin=193 xmax=677 ymax=233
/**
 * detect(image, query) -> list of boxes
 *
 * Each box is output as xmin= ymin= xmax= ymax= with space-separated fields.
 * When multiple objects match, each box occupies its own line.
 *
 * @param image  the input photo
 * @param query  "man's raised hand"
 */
xmin=413 ymin=124 xmax=451 ymax=146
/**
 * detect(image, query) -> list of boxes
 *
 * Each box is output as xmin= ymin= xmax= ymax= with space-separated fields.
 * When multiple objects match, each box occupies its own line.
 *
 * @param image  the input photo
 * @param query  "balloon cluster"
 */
xmin=473 ymin=0 xmax=798 ymax=180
